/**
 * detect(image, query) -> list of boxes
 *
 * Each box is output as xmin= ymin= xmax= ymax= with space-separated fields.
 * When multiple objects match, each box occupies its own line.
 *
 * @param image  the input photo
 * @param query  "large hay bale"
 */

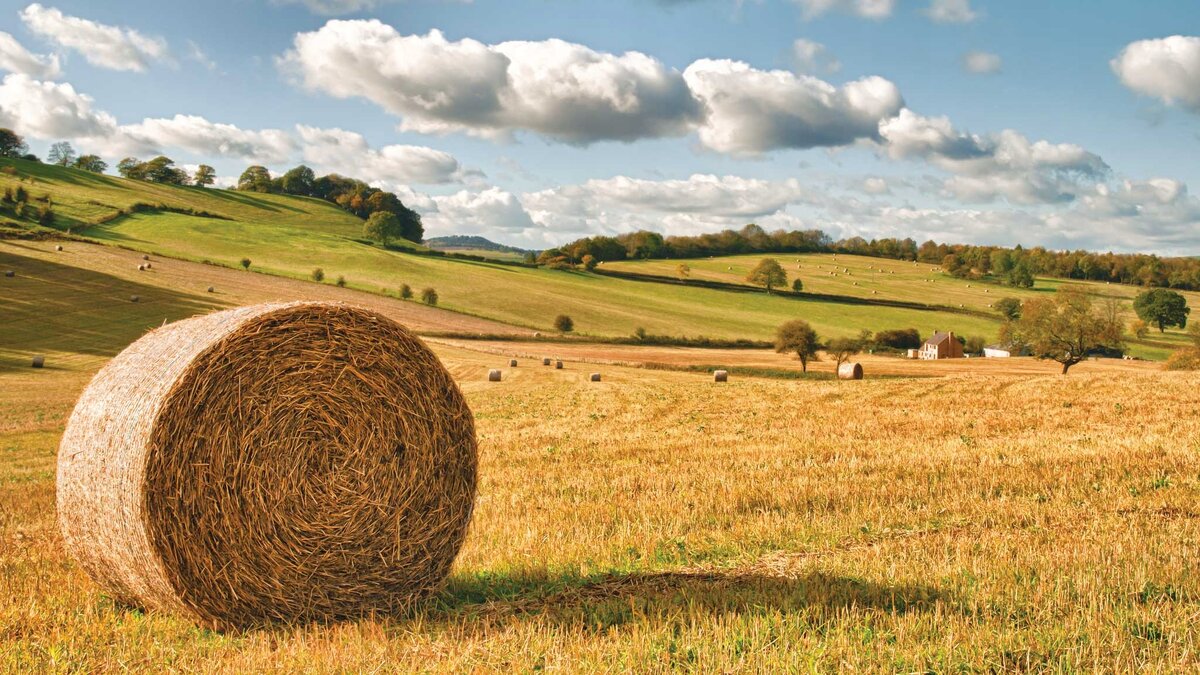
xmin=57 ymin=302 xmax=477 ymax=629
xmin=509 ymin=359 xmax=518 ymax=367
xmin=4 ymin=270 xmax=14 ymax=277
xmin=542 ymin=357 xmax=551 ymax=366
xmin=589 ymin=372 xmax=601 ymax=382
xmin=555 ymin=360 xmax=564 ymax=369
xmin=31 ymin=355 xmax=45 ymax=368
xmin=207 ymin=286 xmax=215 ymax=293
xmin=56 ymin=245 xmax=63 ymax=251
xmin=488 ymin=369 xmax=502 ymax=382
xmin=714 ymin=370 xmax=728 ymax=382
xmin=130 ymin=295 xmax=140 ymax=302
xmin=838 ymin=362 xmax=864 ymax=380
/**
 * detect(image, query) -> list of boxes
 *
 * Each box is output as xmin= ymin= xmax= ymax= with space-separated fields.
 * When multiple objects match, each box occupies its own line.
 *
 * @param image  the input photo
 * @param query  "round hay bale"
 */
xmin=555 ymin=360 xmax=564 ymax=369
xmin=532 ymin=332 xmax=541 ymax=338
xmin=542 ymin=357 xmax=551 ymax=366
xmin=713 ymin=370 xmax=728 ymax=382
xmin=56 ymin=245 xmax=63 ymax=251
xmin=488 ymin=369 xmax=502 ymax=382
xmin=3 ymin=270 xmax=13 ymax=278
xmin=145 ymin=263 xmax=152 ymax=270
xmin=31 ymin=355 xmax=45 ymax=368
xmin=589 ymin=372 xmax=601 ymax=382
xmin=838 ymin=362 xmax=864 ymax=380
xmin=130 ymin=295 xmax=140 ymax=303
xmin=207 ymin=286 xmax=215 ymax=293
xmin=509 ymin=359 xmax=518 ymax=367
xmin=56 ymin=302 xmax=477 ymax=629
xmin=137 ymin=264 xmax=145 ymax=271
xmin=143 ymin=255 xmax=150 ymax=261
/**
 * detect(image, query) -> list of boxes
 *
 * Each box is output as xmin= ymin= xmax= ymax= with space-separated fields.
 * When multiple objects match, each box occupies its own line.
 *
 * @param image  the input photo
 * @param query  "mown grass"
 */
xmin=5 ymin=345 xmax=1200 ymax=670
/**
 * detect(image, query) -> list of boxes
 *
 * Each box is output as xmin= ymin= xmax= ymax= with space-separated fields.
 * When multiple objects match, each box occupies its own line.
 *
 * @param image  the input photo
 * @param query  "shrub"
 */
xmin=421 ymin=287 xmax=438 ymax=305
xmin=791 ymin=278 xmax=803 ymax=293
xmin=400 ymin=284 xmax=413 ymax=300
xmin=311 ymin=268 xmax=325 ymax=282
xmin=37 ymin=205 xmax=53 ymax=226
xmin=994 ymin=297 xmax=1022 ymax=321
xmin=873 ymin=328 xmax=921 ymax=350
xmin=554 ymin=315 xmax=574 ymax=332
xmin=1165 ymin=347 xmax=1200 ymax=371
xmin=633 ymin=326 xmax=647 ymax=341
xmin=335 ymin=275 xmax=346 ymax=288
xmin=582 ymin=254 xmax=597 ymax=271
xmin=964 ymin=335 xmax=987 ymax=354
xmin=14 ymin=186 xmax=27 ymax=202
xmin=240 ymin=258 xmax=251 ymax=270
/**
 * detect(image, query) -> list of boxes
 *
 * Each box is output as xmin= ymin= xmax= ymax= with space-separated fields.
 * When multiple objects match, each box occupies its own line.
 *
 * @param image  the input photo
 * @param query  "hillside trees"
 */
xmin=363 ymin=211 xmax=401 ymax=245
xmin=0 ymin=129 xmax=27 ymax=158
xmin=47 ymin=142 xmax=75 ymax=166
xmin=72 ymin=155 xmax=107 ymax=173
xmin=746 ymin=258 xmax=786 ymax=293
xmin=775 ymin=319 xmax=819 ymax=372
xmin=1133 ymin=288 xmax=1189 ymax=333
xmin=193 ymin=164 xmax=216 ymax=187
xmin=280 ymin=165 xmax=315 ymax=196
xmin=117 ymin=157 xmax=145 ymax=180
xmin=238 ymin=165 xmax=272 ymax=192
xmin=1001 ymin=287 xmax=1124 ymax=374
xmin=994 ymin=297 xmax=1023 ymax=321
xmin=116 ymin=156 xmax=188 ymax=184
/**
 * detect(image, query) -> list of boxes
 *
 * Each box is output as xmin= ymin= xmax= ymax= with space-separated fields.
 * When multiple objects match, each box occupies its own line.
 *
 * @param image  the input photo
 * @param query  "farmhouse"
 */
xmin=919 ymin=331 xmax=964 ymax=360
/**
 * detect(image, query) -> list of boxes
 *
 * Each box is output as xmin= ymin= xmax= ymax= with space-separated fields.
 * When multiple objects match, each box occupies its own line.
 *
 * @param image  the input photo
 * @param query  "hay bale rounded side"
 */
xmin=555 ymin=360 xmax=563 ymax=369
xmin=57 ymin=302 xmax=478 ymax=629
xmin=31 ymin=355 xmax=45 ymax=368
xmin=206 ymin=286 xmax=215 ymax=293
xmin=488 ymin=369 xmax=502 ymax=382
xmin=713 ymin=370 xmax=728 ymax=382
xmin=55 ymin=245 xmax=63 ymax=251
xmin=838 ymin=362 xmax=864 ymax=380
xmin=542 ymin=357 xmax=551 ymax=366
xmin=509 ymin=359 xmax=518 ymax=367
xmin=5 ymin=270 xmax=14 ymax=277
xmin=142 ymin=255 xmax=150 ymax=261
xmin=589 ymin=372 xmax=601 ymax=382
xmin=130 ymin=295 xmax=140 ymax=302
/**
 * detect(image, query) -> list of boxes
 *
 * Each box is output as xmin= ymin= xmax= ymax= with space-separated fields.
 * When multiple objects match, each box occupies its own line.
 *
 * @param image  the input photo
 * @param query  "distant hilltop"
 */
xmin=425 ymin=235 xmax=532 ymax=255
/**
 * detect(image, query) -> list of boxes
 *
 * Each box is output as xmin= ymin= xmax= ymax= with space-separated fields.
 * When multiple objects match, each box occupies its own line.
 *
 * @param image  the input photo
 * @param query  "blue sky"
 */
xmin=0 ymin=0 xmax=1197 ymax=252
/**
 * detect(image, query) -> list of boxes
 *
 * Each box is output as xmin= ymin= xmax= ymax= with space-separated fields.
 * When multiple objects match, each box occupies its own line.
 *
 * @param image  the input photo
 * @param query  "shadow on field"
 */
xmin=424 ymin=568 xmax=950 ymax=631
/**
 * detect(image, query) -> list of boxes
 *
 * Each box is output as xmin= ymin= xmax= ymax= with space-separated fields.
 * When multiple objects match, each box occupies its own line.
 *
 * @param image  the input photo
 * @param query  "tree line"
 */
xmin=546 ymin=223 xmax=1200 ymax=292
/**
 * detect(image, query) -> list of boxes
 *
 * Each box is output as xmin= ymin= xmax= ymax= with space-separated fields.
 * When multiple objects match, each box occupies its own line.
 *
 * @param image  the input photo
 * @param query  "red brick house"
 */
xmin=919 ymin=331 xmax=964 ymax=360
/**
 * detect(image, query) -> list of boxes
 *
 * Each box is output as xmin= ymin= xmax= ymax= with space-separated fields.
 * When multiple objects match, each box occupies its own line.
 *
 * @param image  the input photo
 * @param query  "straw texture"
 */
xmin=714 ymin=370 xmax=728 ymax=382
xmin=488 ymin=369 xmax=502 ymax=382
xmin=838 ymin=362 xmax=864 ymax=380
xmin=57 ymin=302 xmax=478 ymax=629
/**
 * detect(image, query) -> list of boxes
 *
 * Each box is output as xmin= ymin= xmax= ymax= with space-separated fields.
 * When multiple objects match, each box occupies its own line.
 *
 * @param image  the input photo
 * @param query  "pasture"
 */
xmin=3 ymin=240 xmax=1200 ymax=671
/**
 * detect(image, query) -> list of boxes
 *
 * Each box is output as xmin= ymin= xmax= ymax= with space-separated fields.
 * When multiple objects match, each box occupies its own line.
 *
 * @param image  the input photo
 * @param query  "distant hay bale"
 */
xmin=130 ymin=295 xmax=140 ymax=303
xmin=138 ymin=265 xmax=145 ymax=271
xmin=31 ymin=355 xmax=45 ymax=368
xmin=56 ymin=302 xmax=477 ymax=629
xmin=143 ymin=255 xmax=150 ymax=261
xmin=838 ymin=362 xmax=864 ymax=380
xmin=56 ymin=245 xmax=63 ymax=251
xmin=3 ymin=270 xmax=13 ymax=278
xmin=488 ymin=369 xmax=502 ymax=382
xmin=533 ymin=332 xmax=541 ymax=338
xmin=555 ymin=360 xmax=564 ymax=369
xmin=145 ymin=263 xmax=152 ymax=269
xmin=207 ymin=286 xmax=215 ymax=293
xmin=509 ymin=359 xmax=518 ymax=367
xmin=542 ymin=357 xmax=551 ymax=366
xmin=589 ymin=373 xmax=601 ymax=382
xmin=714 ymin=370 xmax=728 ymax=382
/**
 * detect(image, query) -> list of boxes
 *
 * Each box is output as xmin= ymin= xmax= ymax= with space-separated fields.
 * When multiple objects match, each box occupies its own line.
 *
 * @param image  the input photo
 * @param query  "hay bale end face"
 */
xmin=589 ymin=373 xmax=601 ymax=382
xmin=138 ymin=265 xmax=145 ymax=271
xmin=488 ymin=369 xmax=502 ymax=382
xmin=838 ymin=362 xmax=864 ymax=380
xmin=56 ymin=302 xmax=477 ymax=629
xmin=714 ymin=370 xmax=728 ymax=382
xmin=509 ymin=359 xmax=518 ymax=367
xmin=56 ymin=245 xmax=63 ymax=251
xmin=32 ymin=355 xmax=45 ymax=368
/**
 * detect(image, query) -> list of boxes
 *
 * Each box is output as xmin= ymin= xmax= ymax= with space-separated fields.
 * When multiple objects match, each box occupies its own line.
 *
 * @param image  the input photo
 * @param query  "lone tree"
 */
xmin=311 ymin=268 xmax=325 ymax=282
xmin=47 ymin=142 xmax=76 ymax=167
xmin=364 ymin=211 xmax=401 ymax=246
xmin=1133 ymin=288 xmax=1189 ymax=333
xmin=791 ymin=278 xmax=803 ymax=293
xmin=421 ymin=287 xmax=438 ymax=305
xmin=240 ymin=258 xmax=252 ymax=270
xmin=826 ymin=336 xmax=863 ymax=370
xmin=238 ymin=165 xmax=272 ymax=192
xmin=994 ymin=297 xmax=1022 ymax=321
xmin=746 ymin=258 xmax=787 ymax=293
xmin=554 ymin=314 xmax=574 ymax=332
xmin=72 ymin=155 xmax=107 ymax=174
xmin=774 ymin=319 xmax=820 ymax=372
xmin=1001 ymin=287 xmax=1124 ymax=374
xmin=193 ymin=164 xmax=216 ymax=187
xmin=0 ymin=128 xmax=27 ymax=158
xmin=400 ymin=283 xmax=413 ymax=299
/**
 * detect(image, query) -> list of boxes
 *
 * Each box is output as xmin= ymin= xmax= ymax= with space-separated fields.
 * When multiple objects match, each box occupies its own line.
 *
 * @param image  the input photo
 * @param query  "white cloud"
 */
xmin=20 ymin=3 xmax=171 ymax=73
xmin=0 ymin=31 xmax=60 ymax=78
xmin=120 ymin=115 xmax=295 ymax=164
xmin=271 ymin=0 xmax=392 ymax=14
xmin=296 ymin=125 xmax=463 ymax=184
xmin=683 ymin=59 xmax=903 ymax=154
xmin=186 ymin=40 xmax=216 ymax=71
xmin=924 ymin=0 xmax=978 ymax=24
xmin=1112 ymin=35 xmax=1200 ymax=112
xmin=791 ymin=0 xmax=894 ymax=20
xmin=419 ymin=188 xmax=540 ymax=241
xmin=0 ymin=73 xmax=120 ymax=141
xmin=963 ymin=51 xmax=1001 ymax=75
xmin=879 ymin=109 xmax=1109 ymax=204
xmin=861 ymin=177 xmax=890 ymax=194
xmin=280 ymin=22 xmax=701 ymax=144
xmin=792 ymin=38 xmax=841 ymax=74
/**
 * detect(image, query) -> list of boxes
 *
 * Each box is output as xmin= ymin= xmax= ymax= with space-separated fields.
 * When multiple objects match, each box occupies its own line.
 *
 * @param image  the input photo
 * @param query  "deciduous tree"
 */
xmin=746 ymin=258 xmax=787 ymax=293
xmin=1001 ymin=287 xmax=1124 ymax=374
xmin=774 ymin=319 xmax=819 ymax=372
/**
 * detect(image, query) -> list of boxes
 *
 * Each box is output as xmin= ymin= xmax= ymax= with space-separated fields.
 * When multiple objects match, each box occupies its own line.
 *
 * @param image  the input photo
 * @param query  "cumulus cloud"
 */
xmin=121 ymin=115 xmax=295 ymax=164
xmin=879 ymin=109 xmax=1109 ymax=204
xmin=963 ymin=51 xmax=1001 ymax=75
xmin=684 ymin=59 xmax=903 ymax=154
xmin=423 ymin=188 xmax=537 ymax=236
xmin=297 ymin=125 xmax=463 ymax=184
xmin=1112 ymin=35 xmax=1200 ymax=112
xmin=0 ymin=31 xmax=60 ymax=78
xmin=791 ymin=0 xmax=894 ymax=20
xmin=280 ymin=22 xmax=701 ymax=143
xmin=20 ymin=3 xmax=171 ymax=73
xmin=0 ymin=73 xmax=120 ymax=141
xmin=792 ymin=38 xmax=841 ymax=74
xmin=924 ymin=0 xmax=978 ymax=24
